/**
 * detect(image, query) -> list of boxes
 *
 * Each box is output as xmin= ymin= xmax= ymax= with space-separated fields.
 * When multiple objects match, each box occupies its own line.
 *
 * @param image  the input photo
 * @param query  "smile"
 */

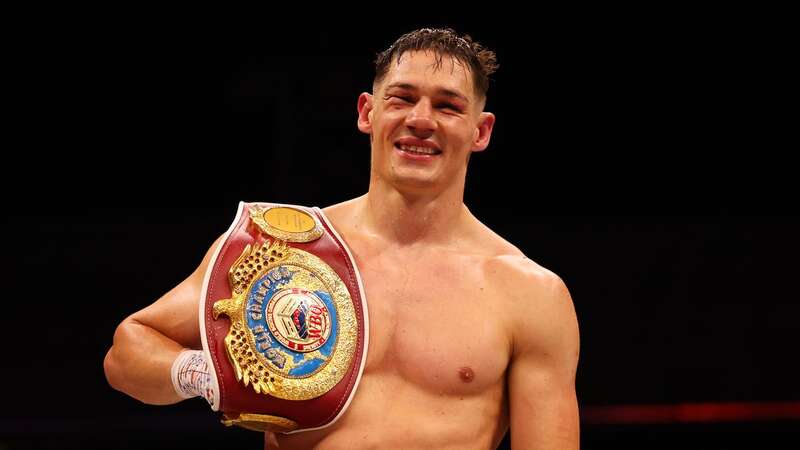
xmin=396 ymin=144 xmax=442 ymax=156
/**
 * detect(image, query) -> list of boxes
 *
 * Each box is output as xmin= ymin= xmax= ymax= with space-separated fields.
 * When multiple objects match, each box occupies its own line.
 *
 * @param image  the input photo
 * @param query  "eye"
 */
xmin=387 ymin=95 xmax=413 ymax=103
xmin=438 ymin=103 xmax=462 ymax=113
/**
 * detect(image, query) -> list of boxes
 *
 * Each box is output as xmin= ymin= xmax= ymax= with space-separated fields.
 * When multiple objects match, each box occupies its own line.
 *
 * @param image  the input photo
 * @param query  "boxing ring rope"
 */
xmin=581 ymin=401 xmax=800 ymax=424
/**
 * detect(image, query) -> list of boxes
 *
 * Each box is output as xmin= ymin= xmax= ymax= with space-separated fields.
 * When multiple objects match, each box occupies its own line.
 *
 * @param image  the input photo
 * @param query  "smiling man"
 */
xmin=104 ymin=28 xmax=580 ymax=450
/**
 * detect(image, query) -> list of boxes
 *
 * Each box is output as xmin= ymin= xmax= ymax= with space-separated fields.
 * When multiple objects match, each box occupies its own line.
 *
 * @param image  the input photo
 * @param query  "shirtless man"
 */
xmin=104 ymin=28 xmax=580 ymax=449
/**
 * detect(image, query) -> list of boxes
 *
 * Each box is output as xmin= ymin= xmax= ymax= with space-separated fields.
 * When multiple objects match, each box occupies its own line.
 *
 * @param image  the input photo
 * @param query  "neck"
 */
xmin=359 ymin=175 xmax=470 ymax=247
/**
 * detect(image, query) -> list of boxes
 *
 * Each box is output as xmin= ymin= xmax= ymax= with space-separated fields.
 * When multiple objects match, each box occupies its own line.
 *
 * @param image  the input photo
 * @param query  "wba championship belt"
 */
xmin=199 ymin=202 xmax=368 ymax=433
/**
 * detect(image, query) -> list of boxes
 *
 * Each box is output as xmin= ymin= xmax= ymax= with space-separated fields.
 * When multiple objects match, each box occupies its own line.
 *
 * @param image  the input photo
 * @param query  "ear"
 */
xmin=471 ymin=112 xmax=496 ymax=152
xmin=357 ymin=92 xmax=374 ymax=134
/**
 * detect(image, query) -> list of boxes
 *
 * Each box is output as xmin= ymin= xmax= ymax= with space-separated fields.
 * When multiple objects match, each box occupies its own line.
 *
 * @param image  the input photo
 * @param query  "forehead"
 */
xmin=381 ymin=51 xmax=474 ymax=98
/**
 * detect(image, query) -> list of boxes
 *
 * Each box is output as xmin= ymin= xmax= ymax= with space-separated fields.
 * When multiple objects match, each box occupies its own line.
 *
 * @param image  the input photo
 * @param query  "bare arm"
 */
xmin=507 ymin=264 xmax=580 ymax=449
xmin=103 ymin=235 xmax=223 ymax=404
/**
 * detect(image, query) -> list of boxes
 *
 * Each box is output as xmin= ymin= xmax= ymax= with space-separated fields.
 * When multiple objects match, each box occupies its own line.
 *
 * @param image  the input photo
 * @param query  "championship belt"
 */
xmin=199 ymin=202 xmax=369 ymax=433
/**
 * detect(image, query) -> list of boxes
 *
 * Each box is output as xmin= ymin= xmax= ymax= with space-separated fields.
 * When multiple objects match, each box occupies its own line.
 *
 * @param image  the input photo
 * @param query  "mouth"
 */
xmin=394 ymin=143 xmax=442 ymax=159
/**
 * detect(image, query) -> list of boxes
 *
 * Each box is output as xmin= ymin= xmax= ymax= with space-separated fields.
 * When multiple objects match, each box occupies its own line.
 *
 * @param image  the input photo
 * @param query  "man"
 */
xmin=104 ymin=28 xmax=580 ymax=449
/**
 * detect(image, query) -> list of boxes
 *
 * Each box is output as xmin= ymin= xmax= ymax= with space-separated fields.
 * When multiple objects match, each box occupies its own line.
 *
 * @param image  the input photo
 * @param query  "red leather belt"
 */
xmin=199 ymin=202 xmax=368 ymax=433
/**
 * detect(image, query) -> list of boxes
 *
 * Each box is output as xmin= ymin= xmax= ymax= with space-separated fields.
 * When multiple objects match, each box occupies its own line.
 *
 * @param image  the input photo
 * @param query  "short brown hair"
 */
xmin=374 ymin=28 xmax=498 ymax=99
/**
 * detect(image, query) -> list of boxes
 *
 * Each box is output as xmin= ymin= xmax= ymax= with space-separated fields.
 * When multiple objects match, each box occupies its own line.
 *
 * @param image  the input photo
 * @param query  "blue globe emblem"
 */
xmin=245 ymin=266 xmax=339 ymax=377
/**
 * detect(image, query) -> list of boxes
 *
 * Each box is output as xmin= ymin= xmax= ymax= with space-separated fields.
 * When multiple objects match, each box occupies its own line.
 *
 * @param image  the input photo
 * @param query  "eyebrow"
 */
xmin=385 ymin=83 xmax=470 ymax=104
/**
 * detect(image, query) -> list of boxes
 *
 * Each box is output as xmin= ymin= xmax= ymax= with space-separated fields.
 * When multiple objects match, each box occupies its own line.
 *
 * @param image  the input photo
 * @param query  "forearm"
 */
xmin=103 ymin=318 xmax=188 ymax=405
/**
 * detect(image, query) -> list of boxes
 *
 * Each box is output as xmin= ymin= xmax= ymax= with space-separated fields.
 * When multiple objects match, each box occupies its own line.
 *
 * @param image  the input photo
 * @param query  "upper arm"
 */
xmin=104 ymin=235 xmax=226 ymax=403
xmin=506 ymin=265 xmax=580 ymax=449
xmin=121 ymin=234 xmax=225 ymax=349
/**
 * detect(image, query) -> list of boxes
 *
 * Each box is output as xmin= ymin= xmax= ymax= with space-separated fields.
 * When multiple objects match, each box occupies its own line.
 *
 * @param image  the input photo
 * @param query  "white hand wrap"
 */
xmin=170 ymin=349 xmax=216 ymax=406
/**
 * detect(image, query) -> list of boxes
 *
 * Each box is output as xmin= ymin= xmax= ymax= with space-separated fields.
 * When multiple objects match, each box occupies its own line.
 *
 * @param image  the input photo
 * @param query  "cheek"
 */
xmin=442 ymin=117 xmax=474 ymax=139
xmin=448 ymin=127 xmax=476 ymax=148
xmin=376 ymin=116 xmax=404 ymax=139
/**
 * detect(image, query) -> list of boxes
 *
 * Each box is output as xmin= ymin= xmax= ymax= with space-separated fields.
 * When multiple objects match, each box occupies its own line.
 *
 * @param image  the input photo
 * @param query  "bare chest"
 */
xmin=353 ymin=249 xmax=511 ymax=395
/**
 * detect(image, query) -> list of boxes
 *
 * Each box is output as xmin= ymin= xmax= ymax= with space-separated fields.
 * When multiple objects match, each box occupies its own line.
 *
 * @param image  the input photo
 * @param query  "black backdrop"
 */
xmin=3 ymin=8 xmax=796 ymax=450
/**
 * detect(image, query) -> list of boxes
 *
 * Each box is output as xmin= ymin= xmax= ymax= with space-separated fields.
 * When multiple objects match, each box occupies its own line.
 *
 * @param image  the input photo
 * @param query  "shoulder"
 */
xmin=489 ymin=253 xmax=566 ymax=293
xmin=470 ymin=216 xmax=566 ymax=300
xmin=484 ymin=253 xmax=578 ymax=359
xmin=486 ymin=254 xmax=571 ymax=312
xmin=321 ymin=196 xmax=365 ymax=230
xmin=322 ymin=196 xmax=364 ymax=215
xmin=468 ymin=213 xmax=569 ymax=308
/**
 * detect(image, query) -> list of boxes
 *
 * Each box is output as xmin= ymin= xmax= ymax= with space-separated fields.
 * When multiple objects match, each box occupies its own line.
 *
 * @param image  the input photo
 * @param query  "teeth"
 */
xmin=398 ymin=144 xmax=438 ymax=155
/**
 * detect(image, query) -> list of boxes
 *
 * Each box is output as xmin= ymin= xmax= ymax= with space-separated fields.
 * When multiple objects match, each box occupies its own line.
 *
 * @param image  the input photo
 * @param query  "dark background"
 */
xmin=3 ymin=7 xmax=797 ymax=450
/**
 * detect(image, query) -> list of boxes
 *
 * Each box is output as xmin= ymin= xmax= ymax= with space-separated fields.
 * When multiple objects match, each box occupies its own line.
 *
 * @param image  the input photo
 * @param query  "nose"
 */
xmin=404 ymin=98 xmax=437 ymax=137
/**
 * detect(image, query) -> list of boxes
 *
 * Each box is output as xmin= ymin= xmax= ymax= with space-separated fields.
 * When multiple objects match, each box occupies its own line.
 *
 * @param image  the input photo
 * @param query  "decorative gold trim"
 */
xmin=226 ymin=240 xmax=290 ymax=296
xmin=222 ymin=413 xmax=299 ymax=433
xmin=250 ymin=205 xmax=323 ymax=243
xmin=213 ymin=240 xmax=358 ymax=401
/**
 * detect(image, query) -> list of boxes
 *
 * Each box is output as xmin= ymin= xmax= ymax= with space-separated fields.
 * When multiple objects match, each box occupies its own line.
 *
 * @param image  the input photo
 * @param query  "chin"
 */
xmin=388 ymin=172 xmax=439 ymax=192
